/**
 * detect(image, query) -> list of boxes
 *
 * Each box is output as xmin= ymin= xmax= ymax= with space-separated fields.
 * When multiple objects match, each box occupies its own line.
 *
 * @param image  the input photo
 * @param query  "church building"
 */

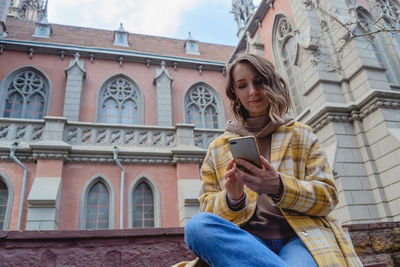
xmin=0 ymin=0 xmax=399 ymax=233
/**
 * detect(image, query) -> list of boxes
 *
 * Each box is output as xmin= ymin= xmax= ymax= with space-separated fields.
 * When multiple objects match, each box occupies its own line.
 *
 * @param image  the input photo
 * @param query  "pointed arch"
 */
xmin=0 ymin=66 xmax=51 ymax=119
xmin=356 ymin=6 xmax=400 ymax=85
xmin=96 ymin=74 xmax=144 ymax=125
xmin=0 ymin=171 xmax=14 ymax=230
xmin=272 ymin=14 xmax=307 ymax=117
xmin=80 ymin=174 xmax=116 ymax=229
xmin=183 ymin=82 xmax=225 ymax=129
xmin=128 ymin=174 xmax=161 ymax=228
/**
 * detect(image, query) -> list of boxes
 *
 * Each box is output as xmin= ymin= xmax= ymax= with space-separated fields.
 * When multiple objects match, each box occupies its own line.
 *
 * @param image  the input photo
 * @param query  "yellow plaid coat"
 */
xmin=174 ymin=121 xmax=362 ymax=267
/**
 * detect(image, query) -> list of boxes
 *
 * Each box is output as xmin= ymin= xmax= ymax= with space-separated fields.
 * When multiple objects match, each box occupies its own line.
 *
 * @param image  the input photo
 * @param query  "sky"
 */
xmin=48 ymin=0 xmax=262 ymax=46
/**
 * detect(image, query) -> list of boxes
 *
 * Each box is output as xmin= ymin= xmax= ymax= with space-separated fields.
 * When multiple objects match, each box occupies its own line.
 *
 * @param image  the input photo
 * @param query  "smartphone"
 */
xmin=228 ymin=136 xmax=262 ymax=168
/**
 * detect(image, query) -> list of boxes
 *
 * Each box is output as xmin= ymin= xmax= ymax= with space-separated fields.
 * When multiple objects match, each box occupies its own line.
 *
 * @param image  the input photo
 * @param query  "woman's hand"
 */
xmin=235 ymin=156 xmax=282 ymax=196
xmin=224 ymin=159 xmax=245 ymax=200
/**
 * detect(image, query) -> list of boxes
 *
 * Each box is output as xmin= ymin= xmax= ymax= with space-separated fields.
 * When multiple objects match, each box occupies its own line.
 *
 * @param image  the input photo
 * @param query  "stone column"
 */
xmin=153 ymin=61 xmax=173 ymax=126
xmin=63 ymin=53 xmax=86 ymax=121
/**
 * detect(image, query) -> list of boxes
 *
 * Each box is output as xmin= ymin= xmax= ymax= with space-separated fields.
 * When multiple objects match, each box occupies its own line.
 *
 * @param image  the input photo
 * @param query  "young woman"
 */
xmin=174 ymin=53 xmax=361 ymax=267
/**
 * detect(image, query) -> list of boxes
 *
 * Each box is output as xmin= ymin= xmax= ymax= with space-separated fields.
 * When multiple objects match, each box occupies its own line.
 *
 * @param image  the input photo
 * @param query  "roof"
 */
xmin=3 ymin=18 xmax=235 ymax=63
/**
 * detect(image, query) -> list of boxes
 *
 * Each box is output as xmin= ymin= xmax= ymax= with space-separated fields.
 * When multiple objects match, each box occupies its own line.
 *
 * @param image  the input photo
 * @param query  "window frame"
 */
xmin=0 ymin=172 xmax=14 ymax=230
xmin=80 ymin=174 xmax=115 ymax=229
xmin=128 ymin=174 xmax=161 ymax=228
xmin=271 ymin=14 xmax=308 ymax=117
xmin=183 ymin=82 xmax=225 ymax=129
xmin=96 ymin=74 xmax=144 ymax=125
xmin=0 ymin=66 xmax=51 ymax=119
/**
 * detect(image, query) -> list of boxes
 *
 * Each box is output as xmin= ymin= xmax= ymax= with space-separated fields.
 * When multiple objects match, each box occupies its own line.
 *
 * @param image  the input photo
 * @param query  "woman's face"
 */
xmin=232 ymin=62 xmax=269 ymax=118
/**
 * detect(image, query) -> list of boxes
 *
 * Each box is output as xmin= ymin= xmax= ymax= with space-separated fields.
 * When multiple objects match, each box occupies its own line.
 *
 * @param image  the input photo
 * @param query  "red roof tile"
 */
xmin=4 ymin=18 xmax=235 ymax=62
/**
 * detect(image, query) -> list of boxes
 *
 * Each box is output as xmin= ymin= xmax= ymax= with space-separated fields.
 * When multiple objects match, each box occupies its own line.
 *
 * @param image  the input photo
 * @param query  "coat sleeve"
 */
xmin=198 ymin=141 xmax=256 ymax=225
xmin=275 ymin=128 xmax=338 ymax=217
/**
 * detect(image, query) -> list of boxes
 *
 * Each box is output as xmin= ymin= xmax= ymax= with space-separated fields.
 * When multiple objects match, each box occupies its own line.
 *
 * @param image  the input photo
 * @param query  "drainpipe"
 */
xmin=113 ymin=146 xmax=125 ymax=229
xmin=10 ymin=142 xmax=27 ymax=231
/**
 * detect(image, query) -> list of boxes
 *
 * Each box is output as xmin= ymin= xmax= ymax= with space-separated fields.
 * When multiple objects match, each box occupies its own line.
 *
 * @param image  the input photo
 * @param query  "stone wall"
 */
xmin=0 ymin=222 xmax=399 ymax=266
xmin=346 ymin=222 xmax=400 ymax=266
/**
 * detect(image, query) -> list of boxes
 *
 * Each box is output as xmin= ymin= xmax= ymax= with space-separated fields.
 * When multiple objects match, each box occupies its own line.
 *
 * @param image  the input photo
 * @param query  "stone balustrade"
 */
xmin=0 ymin=116 xmax=224 ymax=163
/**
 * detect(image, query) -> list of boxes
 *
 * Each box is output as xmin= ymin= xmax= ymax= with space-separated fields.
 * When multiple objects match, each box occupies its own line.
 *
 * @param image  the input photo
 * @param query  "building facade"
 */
xmin=0 ymin=0 xmax=399 ymax=232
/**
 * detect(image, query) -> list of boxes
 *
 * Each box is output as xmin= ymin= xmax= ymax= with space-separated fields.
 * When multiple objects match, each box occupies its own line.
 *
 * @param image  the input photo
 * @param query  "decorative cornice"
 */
xmin=65 ymin=155 xmax=174 ymax=165
xmin=32 ymin=153 xmax=68 ymax=160
xmin=0 ymin=40 xmax=227 ymax=71
xmin=173 ymin=155 xmax=205 ymax=163
xmin=309 ymin=90 xmax=400 ymax=132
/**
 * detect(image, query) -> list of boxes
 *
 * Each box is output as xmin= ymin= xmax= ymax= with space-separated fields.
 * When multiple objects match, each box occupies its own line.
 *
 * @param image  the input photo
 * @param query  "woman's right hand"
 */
xmin=224 ymin=159 xmax=245 ymax=200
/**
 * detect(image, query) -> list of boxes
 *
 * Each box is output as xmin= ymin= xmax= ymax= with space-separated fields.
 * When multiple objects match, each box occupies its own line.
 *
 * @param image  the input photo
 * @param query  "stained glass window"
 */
xmin=100 ymin=77 xmax=139 ymax=124
xmin=86 ymin=182 xmax=109 ymax=229
xmin=132 ymin=182 xmax=154 ymax=228
xmin=275 ymin=17 xmax=307 ymax=116
xmin=3 ymin=70 xmax=47 ymax=119
xmin=0 ymin=180 xmax=8 ymax=230
xmin=185 ymin=84 xmax=219 ymax=128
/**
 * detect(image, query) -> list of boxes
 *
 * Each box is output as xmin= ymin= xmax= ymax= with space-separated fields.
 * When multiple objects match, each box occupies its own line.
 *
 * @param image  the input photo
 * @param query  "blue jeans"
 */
xmin=184 ymin=212 xmax=318 ymax=267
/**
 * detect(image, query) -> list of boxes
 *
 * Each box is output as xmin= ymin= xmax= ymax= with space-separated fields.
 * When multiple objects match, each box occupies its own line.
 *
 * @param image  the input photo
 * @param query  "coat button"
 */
xmin=301 ymin=231 xmax=308 ymax=236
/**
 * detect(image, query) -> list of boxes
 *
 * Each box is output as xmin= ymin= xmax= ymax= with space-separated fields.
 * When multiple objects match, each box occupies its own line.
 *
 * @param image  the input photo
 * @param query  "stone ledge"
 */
xmin=0 ymin=223 xmax=399 ymax=266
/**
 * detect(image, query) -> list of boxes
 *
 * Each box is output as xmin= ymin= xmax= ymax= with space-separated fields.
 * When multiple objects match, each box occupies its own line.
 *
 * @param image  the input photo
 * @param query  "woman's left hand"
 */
xmin=235 ymin=156 xmax=282 ymax=196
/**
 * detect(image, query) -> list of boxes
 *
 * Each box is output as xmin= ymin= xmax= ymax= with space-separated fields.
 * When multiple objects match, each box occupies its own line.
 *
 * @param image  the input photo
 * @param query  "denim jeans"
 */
xmin=184 ymin=212 xmax=318 ymax=267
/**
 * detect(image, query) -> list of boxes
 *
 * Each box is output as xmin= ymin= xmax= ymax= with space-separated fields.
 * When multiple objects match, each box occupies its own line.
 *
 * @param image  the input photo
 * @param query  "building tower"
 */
xmin=7 ymin=0 xmax=47 ymax=21
xmin=231 ymin=0 xmax=256 ymax=38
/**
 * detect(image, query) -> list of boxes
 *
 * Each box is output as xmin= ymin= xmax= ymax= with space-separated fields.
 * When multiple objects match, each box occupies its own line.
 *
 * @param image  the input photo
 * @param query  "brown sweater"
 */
xmin=225 ymin=116 xmax=295 ymax=240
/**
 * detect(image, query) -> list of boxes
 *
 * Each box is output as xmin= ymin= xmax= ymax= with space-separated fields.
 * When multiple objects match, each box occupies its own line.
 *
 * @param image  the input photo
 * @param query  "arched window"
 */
xmin=86 ymin=181 xmax=109 ymax=229
xmin=357 ymin=7 xmax=400 ymax=84
xmin=272 ymin=16 xmax=307 ymax=116
xmin=128 ymin=175 xmax=161 ymax=228
xmin=80 ymin=175 xmax=115 ymax=230
xmin=377 ymin=0 xmax=400 ymax=55
xmin=184 ymin=83 xmax=224 ymax=129
xmin=132 ymin=181 xmax=154 ymax=228
xmin=0 ymin=68 xmax=49 ymax=119
xmin=97 ymin=75 xmax=143 ymax=124
xmin=0 ymin=180 xmax=8 ymax=230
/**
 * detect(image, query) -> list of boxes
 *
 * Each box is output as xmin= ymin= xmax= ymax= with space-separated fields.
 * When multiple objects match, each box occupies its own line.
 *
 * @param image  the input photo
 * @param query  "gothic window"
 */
xmin=357 ymin=7 xmax=400 ymax=84
xmin=0 ymin=180 xmax=8 ymax=230
xmin=85 ymin=181 xmax=110 ymax=229
xmin=273 ymin=16 xmax=307 ymax=116
xmin=132 ymin=181 xmax=154 ymax=228
xmin=98 ymin=75 xmax=142 ymax=124
xmin=377 ymin=0 xmax=400 ymax=54
xmin=185 ymin=83 xmax=223 ymax=129
xmin=128 ymin=175 xmax=160 ymax=228
xmin=0 ymin=69 xmax=48 ymax=119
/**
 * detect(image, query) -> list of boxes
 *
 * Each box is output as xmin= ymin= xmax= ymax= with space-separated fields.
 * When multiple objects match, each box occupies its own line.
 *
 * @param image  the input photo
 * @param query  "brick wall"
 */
xmin=0 ymin=222 xmax=399 ymax=266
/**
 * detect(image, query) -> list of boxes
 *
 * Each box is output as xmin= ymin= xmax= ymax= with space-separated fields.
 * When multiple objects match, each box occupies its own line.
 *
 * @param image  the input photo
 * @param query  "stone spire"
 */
xmin=231 ymin=0 xmax=256 ymax=38
xmin=7 ymin=0 xmax=48 ymax=22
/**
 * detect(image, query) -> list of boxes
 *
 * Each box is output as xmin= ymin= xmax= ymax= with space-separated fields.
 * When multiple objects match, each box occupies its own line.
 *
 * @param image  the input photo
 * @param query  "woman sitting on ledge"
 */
xmin=173 ymin=53 xmax=361 ymax=267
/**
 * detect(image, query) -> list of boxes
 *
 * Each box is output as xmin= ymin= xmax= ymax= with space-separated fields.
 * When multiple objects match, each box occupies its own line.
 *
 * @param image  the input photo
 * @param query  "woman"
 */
xmin=174 ymin=53 xmax=361 ymax=267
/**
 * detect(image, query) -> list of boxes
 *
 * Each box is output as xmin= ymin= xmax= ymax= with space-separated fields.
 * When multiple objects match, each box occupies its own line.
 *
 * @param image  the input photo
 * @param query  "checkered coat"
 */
xmin=173 ymin=121 xmax=362 ymax=267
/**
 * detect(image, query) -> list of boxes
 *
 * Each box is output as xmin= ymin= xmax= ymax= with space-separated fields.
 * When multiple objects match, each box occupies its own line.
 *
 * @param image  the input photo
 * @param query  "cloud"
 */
xmin=48 ymin=0 xmax=207 ymax=37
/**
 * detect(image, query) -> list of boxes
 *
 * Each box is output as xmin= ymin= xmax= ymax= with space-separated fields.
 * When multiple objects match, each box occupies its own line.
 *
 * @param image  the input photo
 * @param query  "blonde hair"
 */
xmin=225 ymin=53 xmax=292 ymax=124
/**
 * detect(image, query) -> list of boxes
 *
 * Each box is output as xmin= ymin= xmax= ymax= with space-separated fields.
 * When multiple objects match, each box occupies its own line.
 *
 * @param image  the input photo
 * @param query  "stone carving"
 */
xmin=232 ymin=0 xmax=256 ymax=29
xmin=65 ymin=126 xmax=176 ymax=147
xmin=0 ymin=121 xmax=44 ymax=141
xmin=194 ymin=130 xmax=223 ymax=149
